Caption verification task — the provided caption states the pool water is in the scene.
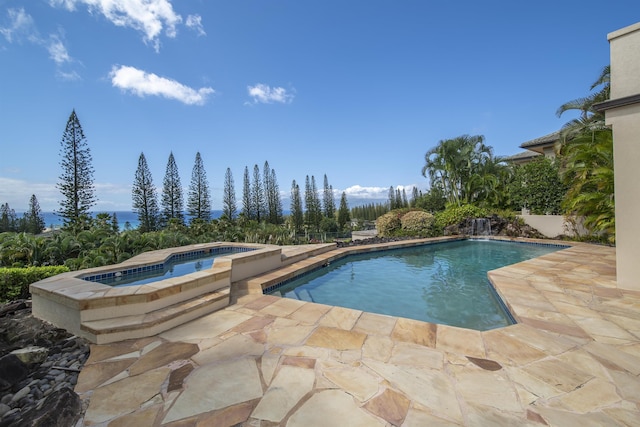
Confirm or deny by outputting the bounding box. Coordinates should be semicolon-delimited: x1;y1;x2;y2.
94;251;228;287
271;240;563;331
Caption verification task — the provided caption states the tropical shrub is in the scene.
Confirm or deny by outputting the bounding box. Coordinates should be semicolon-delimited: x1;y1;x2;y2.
376;209;438;237
376;211;402;237
434;204;489;229
400;211;435;235
422;135;509;208
507;157;567;214
0;265;69;302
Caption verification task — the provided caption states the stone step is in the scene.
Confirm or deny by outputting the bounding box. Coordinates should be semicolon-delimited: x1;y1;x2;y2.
80;287;230;344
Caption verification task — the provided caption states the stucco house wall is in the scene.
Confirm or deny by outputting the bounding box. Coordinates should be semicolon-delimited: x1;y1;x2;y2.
600;22;640;291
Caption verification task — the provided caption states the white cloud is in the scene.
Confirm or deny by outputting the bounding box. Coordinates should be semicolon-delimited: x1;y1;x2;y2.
186;14;205;37
0;9;80;80
343;185;389;200
50;0;183;51
110;65;214;105
247;83;295;105
47;31;82;80
0;177;134;211
57;69;82;81
0;8;38;43
341;184;421;204
47;34;71;64
0;177;58;211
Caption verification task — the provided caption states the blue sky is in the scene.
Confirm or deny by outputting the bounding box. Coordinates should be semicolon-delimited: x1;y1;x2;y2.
1;1;638;212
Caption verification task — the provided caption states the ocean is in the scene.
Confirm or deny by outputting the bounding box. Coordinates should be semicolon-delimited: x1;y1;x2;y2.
41;211;224;231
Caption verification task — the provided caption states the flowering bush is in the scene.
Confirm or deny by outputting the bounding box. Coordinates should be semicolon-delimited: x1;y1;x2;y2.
376;212;402;237
400;211;435;235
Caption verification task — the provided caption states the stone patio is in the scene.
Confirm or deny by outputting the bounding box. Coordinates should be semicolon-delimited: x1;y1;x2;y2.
74;239;640;426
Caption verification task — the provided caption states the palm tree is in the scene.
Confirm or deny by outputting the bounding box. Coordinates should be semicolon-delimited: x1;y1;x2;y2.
44;233;81;265
0;233;46;266
560;129;614;241
556;65;610;139
557;66;614;241
422;135;507;207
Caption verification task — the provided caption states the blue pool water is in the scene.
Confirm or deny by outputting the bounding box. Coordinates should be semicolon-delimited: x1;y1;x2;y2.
270;240;563;331
87;249;238;287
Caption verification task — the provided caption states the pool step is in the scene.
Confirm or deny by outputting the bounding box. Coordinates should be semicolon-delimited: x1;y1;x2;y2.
80;287;231;344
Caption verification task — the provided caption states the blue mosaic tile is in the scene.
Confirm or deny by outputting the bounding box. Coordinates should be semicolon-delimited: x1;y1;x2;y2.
82;246;255;283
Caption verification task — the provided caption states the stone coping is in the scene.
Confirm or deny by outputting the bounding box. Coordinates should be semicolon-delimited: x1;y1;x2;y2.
233;235;569;296
29;242;275;311
74;237;640;426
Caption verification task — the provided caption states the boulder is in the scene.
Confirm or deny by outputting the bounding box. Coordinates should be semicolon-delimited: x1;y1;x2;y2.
0;302;27;318
0;354;29;392
6;387;81;427
10;347;49;365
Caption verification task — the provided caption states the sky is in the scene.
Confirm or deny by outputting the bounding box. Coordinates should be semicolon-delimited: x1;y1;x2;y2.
1;1;639;213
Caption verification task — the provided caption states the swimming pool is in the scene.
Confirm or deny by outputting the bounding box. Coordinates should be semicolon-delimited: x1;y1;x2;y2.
269;240;563;331
83;247;246;287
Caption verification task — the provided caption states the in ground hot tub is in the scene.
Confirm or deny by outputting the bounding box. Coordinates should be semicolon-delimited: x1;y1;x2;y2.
30;242;285;344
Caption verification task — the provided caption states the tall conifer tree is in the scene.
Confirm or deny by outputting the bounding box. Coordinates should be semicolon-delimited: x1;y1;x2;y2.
411;186;419;207
187;152;211;221
388;186;396;209
132;152;159;232
304;175;322;232
57;110;95;232
242;166;252;219
223;167;237;220
396;188;403;208
290;180;304;233
263;161;283;224
337;191;350;231
263;161;273;222
0;203;16;232
322;174;335;218
24;194;45;234
251;164;265;222
161;152;184;225
270;168;283;224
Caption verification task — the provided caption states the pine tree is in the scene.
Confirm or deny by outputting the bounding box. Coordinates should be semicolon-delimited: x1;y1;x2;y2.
57;110;96;232
322;174;336;219
304;175;322;232
242;166;252;219
112;212;120;233
161;152;184;225
337;191;350;230
411;186;419;207
270;168;283;224
290;180;304;233
251;164;265;222
24;194;45;234
388;186;396;209
132;152;160;232
0;203;16;232
187;152;211;221
263;161;273;223
263;161;283;225
223;167;237;220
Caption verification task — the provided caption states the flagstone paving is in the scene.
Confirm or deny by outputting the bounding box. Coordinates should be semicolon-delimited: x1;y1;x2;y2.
75;240;640;426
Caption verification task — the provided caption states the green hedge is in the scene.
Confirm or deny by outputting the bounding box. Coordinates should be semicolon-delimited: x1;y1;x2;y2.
0;266;70;303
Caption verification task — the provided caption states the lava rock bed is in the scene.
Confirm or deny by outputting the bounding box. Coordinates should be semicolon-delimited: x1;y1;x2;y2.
0;300;90;427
